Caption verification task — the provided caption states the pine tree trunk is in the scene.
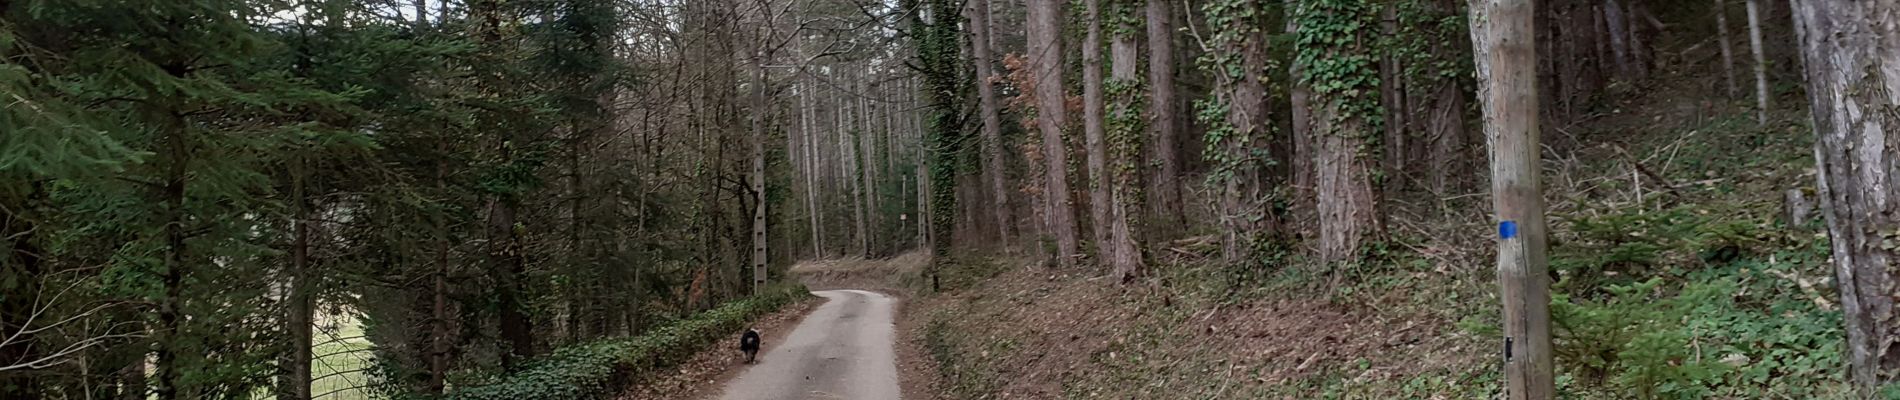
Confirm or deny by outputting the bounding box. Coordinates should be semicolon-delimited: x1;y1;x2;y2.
278;154;313;400
473;0;536;367
428;146;451;394
1083;0;1113;265
969;0;1012;246
1789;0;1900;390
154;106;188;400
1745;0;1770;125
1145;0;1184;235
1028;0;1081;267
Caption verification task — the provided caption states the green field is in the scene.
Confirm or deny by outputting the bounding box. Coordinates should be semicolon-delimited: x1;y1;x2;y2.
311;313;374;400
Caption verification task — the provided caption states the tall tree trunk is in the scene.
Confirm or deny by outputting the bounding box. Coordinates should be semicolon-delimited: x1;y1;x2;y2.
1380;1;1409;192
1108;1;1144;281
1303;0;1383;266
428;144;451;394
1083;0;1113;265
1028;0;1080;267
1471;0;1556;397
1145;0;1184;235
846;91;869;256
472;0;535;367
1745;0;1770;125
749;41;769;295
1211;0;1278;265
970;0;1012;246
1788;0;1900;391
858;74;879;256
1286;12;1316;220
1715;0;1740;97
800;80;825;258
154;106;188;400
278;154;313;400
1427;75;1469;195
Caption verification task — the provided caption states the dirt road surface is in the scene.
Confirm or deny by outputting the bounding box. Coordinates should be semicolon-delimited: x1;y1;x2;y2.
714;290;900;400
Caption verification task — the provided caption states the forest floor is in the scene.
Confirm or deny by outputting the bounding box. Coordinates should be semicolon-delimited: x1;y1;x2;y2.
896;251;1485;399
892;75;1854;398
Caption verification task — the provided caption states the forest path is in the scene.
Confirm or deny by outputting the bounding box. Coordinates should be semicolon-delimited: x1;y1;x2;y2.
712;289;901;400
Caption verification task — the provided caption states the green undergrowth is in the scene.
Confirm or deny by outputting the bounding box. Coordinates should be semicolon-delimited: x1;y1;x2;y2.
1290;109;1853;397
438;283;810;400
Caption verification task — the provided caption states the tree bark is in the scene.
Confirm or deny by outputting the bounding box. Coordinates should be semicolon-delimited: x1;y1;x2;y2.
1028;0;1081;267
1716;0;1740;97
1601;0;1633;79
1286;12;1316;219
1427;74;1469;195
1213;1;1277;265
1306;1;1382;265
472;0;536;367
1083;0;1113;265
749;39;769;295
800;80;825;258
1145;0;1184;235
1108;1;1143;281
278;154;313;400
1745;0;1770;125
428;143;451;394
970;0;1013;246
1381;1;1409;192
1470;0;1555;397
1788;0;1900;391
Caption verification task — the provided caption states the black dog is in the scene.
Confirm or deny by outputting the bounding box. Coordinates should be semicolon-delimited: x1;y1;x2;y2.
739;328;761;363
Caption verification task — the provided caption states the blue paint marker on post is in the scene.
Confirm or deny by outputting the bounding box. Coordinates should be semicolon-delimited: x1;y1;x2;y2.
1499;220;1518;240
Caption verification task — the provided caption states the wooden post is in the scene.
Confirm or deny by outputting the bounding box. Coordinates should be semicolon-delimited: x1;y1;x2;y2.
1468;0;1554;398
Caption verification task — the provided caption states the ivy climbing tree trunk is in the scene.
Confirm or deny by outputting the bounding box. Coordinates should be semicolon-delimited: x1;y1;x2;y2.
1107;0;1144;280
911;0;965;289
1203;0;1278;266
1788;0;1900;391
1299;0;1383;266
1470;0;1555;397
1028;0;1081;267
